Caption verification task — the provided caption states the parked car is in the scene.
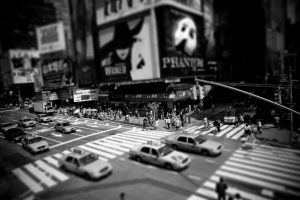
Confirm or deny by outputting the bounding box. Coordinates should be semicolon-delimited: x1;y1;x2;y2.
35;114;52;123
162;132;223;156
4;128;26;143
21;135;49;154
129;140;191;171
18;118;37;127
0;122;18;133
54;122;76;133
58;148;113;180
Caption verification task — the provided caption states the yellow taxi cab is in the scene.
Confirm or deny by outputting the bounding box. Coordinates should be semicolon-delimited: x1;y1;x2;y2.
58;148;113;180
129;140;191;171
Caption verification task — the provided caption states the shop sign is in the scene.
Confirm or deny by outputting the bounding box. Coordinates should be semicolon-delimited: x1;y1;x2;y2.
36;22;66;54
73;89;99;102
125;93;186;101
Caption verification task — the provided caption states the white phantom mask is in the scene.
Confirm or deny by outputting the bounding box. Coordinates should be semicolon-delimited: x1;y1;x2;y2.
174;17;197;56
116;48;130;60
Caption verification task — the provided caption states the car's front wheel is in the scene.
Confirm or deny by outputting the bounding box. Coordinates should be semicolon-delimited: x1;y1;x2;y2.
164;163;173;170
84;172;92;180
135;156;142;162
201;149;209;156
171;144;178;149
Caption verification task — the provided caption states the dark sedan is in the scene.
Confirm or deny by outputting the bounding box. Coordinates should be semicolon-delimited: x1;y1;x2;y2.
4;128;27;143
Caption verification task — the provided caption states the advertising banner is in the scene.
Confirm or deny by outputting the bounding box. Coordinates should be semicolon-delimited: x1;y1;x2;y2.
98;15;156;82
9;50;41;85
156;7;205;78
41;58;74;89
73;89;99;102
36;22;66;54
96;0;150;25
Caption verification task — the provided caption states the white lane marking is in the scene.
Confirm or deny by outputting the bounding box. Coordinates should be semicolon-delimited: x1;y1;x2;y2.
196;187;216;199
215;125;233;137
114;134;147;143
35;160;68;181
244;143;300;154
188;175;202;181
12;168;44;193
233;153;300;170
62;150;72;154
250;148;300;161
43;157;60;168
205;159;215;163
231;129;245;140
24;163;57;187
71;132;85;137
186;195;208;200
221;164;300;188
94;140;129;152
215;170;300;196
261;189;274;198
225;125;244;138
38;135;62;144
78;145;114;159
225;160;300;181
117;133;155;142
112;135;145;144
100;138;135;148
86;142;124;155
229;156;300;176
50;127;121;149
121;131;163;140
236;150;300;165
51;133;63;137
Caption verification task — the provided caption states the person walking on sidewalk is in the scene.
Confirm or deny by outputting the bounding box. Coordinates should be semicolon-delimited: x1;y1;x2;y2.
215;177;228;200
203;116;209;129
211;103;215;112
257;120;262;134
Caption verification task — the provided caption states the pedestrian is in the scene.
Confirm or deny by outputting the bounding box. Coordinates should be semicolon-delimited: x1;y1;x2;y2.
274;116;280;128
215;177;228;200
211;103;215;112
203;116;209;129
244;123;251;136
120;192;125;200
257;120;262;134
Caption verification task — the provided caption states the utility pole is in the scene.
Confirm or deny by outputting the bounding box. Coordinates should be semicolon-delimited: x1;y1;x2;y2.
289;68;293;142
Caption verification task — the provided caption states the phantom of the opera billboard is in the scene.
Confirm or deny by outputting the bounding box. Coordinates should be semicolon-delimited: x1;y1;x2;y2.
97;15;157;82
156;6;205;78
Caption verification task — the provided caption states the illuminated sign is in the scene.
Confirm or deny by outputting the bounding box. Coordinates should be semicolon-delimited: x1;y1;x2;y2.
36;22;66;54
156;7;205;78
73;89;99;102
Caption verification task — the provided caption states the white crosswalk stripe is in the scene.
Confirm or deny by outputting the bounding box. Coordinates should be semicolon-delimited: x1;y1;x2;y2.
186;146;300;200
184;124;246;140
12;129;173;194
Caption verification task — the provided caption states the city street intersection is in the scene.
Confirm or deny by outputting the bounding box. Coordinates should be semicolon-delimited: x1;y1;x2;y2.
0;110;300;200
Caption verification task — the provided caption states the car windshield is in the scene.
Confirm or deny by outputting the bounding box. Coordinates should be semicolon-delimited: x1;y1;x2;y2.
62;122;70;126
195;135;207;144
29;137;43;144
158;145;173;156
79;154;98;165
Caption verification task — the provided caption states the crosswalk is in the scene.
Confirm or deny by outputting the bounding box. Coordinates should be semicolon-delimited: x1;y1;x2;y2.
12;129;173;194
187;143;300;200
184;123;245;140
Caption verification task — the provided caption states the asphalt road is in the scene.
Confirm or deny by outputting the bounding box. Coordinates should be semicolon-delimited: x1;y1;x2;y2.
1;110;300;200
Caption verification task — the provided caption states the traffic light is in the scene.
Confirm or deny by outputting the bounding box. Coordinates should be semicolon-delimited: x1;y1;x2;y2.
274;90;282;104
199;85;205;100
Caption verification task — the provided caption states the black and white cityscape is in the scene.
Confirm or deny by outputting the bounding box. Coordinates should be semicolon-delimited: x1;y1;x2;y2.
0;0;299;200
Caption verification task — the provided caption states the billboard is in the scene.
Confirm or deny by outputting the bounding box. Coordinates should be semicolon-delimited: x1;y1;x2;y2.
156;7;205;78
41;58;74;89
73;89;99;102
8;50;42;87
98;15;157;82
96;0;150;25
36;22;66;54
